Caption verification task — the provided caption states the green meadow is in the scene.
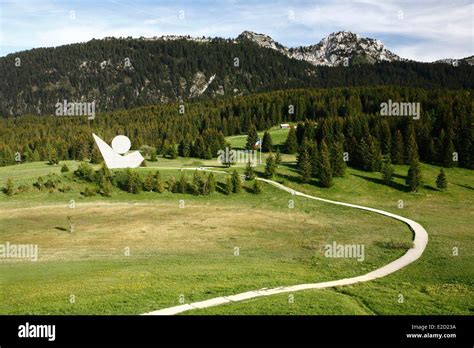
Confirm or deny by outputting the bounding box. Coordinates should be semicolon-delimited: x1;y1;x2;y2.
0;128;472;315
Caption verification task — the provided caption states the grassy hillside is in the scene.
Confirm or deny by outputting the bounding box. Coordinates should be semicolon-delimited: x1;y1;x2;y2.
0;127;472;315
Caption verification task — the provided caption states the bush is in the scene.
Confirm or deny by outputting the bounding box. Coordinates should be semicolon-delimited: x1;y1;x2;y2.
4;178;14;196
74;162;95;182
82;187;97;197
61;163;70;173
253;179;262;194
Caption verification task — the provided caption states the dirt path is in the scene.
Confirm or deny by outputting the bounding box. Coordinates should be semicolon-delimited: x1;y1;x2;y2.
143;171;429;315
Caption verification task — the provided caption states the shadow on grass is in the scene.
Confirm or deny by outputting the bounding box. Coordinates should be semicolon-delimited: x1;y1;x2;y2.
215;182;228;195
455;183;474;190
351;173;409;192
54;227;68;232
423;184;438;191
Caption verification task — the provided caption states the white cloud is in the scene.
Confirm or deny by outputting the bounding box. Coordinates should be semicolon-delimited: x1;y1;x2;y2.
0;0;472;60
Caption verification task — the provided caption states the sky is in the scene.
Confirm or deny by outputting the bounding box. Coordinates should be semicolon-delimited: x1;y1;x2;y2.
0;0;473;61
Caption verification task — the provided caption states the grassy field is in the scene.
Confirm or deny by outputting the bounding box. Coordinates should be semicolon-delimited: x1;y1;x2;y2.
0;127;472;315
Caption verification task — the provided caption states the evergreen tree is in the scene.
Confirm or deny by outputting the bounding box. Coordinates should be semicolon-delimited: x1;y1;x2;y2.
177;173;188;193
436;168;448;190
406;129;419;164
32;149;41;162
391;130;404;165
143;172;156;192
178;139;191;157
205;172;216;194
244;161;255;180
90;146;102;164
406;159;422;192
231;170;242;193
274;149;282;166
150;150;158;162
4;178;14;196
166;142;178;159
262;131;273;152
61;163;70;173
331;141;346;177
264;153;276;178
98;175;113;197
380;120;392;155
153;171;165;193
48;146;59;165
192;170;205;195
318;140;333;188
310;141;319;178
284;125;298;154
253;179;262;194
245;124;259;150
124;169;142;194
192;136;206;158
298;147;312;183
381;157;394;185
441;129;456;167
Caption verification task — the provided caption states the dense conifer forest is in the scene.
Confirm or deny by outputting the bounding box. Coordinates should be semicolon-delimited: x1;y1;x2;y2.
1;37;473;116
0;86;472;171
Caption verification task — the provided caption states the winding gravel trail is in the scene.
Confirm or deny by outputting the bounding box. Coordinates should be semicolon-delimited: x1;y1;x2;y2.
143;170;428;315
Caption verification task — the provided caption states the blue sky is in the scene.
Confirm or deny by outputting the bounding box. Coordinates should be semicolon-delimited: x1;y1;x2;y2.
0;0;472;61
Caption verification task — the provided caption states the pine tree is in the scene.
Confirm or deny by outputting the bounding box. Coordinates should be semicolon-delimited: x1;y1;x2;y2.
406;129;419;164
244;161;255;180
48;146;59;165
192;170;205;195
231;170;241;193
150;150;158;162
264;153;276;178
205;173;216;194
98;175;113;197
177;173;188;193
143;172;156;192
331;141;346;177
192;136;206;158
32;149;41;162
298;147;312;183
442;130;456;167
245;124;259;150
166;142;178;159
319;140;333;188
381;157;394;185
153;171;165;193
262;131;273;152
125;169;142;194
310;141;319;178
391;130;404;165
406;159;422;192
253;179;262;194
4;178;14;196
380;120;392;155
61;163;70;173
436;168;447;190
285;125;298;154
90;146;102;164
274;149;282;166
